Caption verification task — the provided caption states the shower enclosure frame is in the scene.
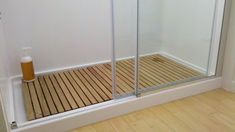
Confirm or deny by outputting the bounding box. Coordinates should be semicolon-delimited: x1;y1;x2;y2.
111;0;226;98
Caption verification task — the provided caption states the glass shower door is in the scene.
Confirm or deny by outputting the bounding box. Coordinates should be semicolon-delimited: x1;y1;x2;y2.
112;0;138;97
137;0;218;93
112;0;222;97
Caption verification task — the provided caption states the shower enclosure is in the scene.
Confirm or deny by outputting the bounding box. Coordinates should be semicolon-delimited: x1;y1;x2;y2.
18;0;222;122
0;0;225;129
112;0;220;98
19;0;222;121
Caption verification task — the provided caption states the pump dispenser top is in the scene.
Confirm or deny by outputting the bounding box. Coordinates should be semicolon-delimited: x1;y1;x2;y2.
21;47;33;63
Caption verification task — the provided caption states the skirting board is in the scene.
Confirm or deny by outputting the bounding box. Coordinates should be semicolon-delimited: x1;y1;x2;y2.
12;77;222;132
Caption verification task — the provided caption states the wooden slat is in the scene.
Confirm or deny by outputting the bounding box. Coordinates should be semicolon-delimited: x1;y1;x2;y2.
124;60;162;85
54;73;78;109
22;82;35;120
98;65;133;93
95;65;129;94
91;66;124;94
113;63;140;87
48;74;71;111
119;60;156;87
150;55;201;82
117;61;152;88
69;70;98;104
149;55;196;77
120;60;156;87
157;55;200;76
79;69;110;101
141;59;181;82
152;57;195;78
43;76;64;113
58;72;85;108
140;70;162;87
28;82;43;119
125;60;165;85
104;64;134;90
88;67;113;94
74;70;104;103
139;60;175;83
33;79;50;116
83;68;113;99
23;54;202;120
143;57;186;80
64;72;91;106
38;76;58;115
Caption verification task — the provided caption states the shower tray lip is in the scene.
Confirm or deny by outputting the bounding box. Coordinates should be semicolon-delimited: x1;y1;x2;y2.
16;87;135;128
9;52;208;130
6;51;218;131
12;75;207;127
11;76;221;132
11;76;136;127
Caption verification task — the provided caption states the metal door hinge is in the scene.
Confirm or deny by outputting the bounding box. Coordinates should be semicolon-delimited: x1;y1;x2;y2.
11;121;18;129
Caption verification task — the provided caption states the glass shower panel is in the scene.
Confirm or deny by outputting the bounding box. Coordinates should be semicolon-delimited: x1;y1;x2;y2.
138;0;217;92
112;0;137;97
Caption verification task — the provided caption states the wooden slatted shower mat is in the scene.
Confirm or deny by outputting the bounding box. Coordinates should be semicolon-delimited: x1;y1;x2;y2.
22;54;202;121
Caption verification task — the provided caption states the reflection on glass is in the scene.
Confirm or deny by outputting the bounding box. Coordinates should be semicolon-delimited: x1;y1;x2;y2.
138;0;216;92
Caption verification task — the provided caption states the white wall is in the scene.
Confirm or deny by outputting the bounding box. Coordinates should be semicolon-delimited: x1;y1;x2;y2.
0;2;10;129
138;0;163;54
114;0;217;68
0;0;10;98
0;1;9;79
1;0;220;76
0;26;8;79
161;0;216;71
2;0;113;76
2;0;162;76
113;0;137;58
223;0;235;92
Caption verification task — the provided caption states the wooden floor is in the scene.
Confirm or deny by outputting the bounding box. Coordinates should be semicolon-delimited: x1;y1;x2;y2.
72;89;235;132
22;54;201;121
